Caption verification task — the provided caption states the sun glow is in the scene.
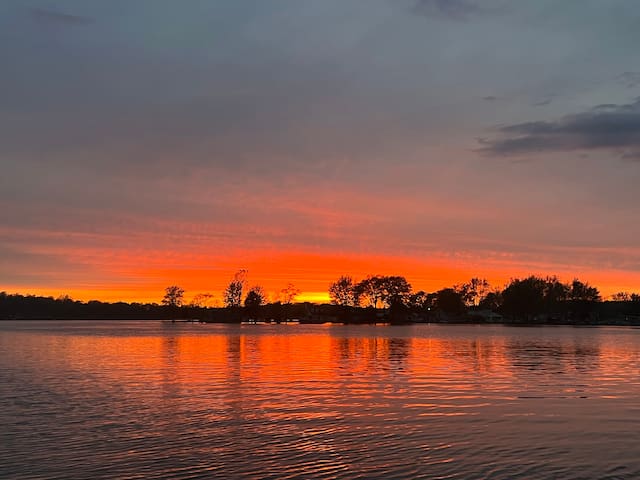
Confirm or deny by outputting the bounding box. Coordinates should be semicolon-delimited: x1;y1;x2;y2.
5;247;640;304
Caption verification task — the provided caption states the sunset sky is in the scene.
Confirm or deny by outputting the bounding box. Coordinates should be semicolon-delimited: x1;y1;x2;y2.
2;0;640;304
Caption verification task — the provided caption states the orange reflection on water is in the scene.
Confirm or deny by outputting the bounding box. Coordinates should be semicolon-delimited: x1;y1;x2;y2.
7;322;640;480
14;324;640;411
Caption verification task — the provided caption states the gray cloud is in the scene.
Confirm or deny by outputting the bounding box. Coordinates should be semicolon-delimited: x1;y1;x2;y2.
29;7;93;26
618;71;640;89
1;0;640;294
532;96;554;107
479;98;640;159
412;0;494;20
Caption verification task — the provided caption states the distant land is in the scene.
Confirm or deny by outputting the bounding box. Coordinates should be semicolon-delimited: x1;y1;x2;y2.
2;273;640;325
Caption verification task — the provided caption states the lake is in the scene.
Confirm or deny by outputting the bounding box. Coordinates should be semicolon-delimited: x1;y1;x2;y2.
1;321;640;479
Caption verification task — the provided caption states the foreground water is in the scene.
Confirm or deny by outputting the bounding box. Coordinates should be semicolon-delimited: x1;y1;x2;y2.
1;321;640;479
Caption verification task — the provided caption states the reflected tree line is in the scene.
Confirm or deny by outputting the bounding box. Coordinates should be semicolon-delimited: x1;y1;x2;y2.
1;271;639;324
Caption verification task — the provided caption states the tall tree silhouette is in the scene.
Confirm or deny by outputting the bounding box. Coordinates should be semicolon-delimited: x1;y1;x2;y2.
224;270;247;307
354;275;412;308
456;278;490;306
162;285;185;307
501;276;546;320
354;276;385;308
381;276;412;308
435;288;465;315
280;283;301;304
329;276;358;306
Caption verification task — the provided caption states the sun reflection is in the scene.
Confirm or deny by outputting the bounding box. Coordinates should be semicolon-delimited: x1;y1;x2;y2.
6;323;640;479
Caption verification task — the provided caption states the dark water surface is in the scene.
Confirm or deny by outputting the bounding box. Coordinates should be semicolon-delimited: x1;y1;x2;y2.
1;321;640;479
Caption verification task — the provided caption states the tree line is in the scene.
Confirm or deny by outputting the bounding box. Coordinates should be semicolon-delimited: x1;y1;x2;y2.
161;270;301;310
327;274;640;323
2;272;639;324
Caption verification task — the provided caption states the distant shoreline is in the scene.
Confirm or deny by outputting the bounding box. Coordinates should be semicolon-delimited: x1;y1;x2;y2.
2;317;640;327
2;290;639;327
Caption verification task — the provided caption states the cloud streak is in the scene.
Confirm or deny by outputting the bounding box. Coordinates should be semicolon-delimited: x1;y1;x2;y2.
479;98;640;159
29;8;93;26
412;0;494;20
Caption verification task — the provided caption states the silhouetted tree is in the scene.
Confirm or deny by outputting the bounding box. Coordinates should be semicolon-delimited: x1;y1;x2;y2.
354;276;384;308
612;292;632;301
354;275;412;309
381;276;412;308
162;285;185;307
569;279;601;302
245;286;266;308
224;282;243;307
563;278;601;322
456;278;490;306
478;290;503;311
408;290;429;310
435;288;465;315
542;276;570;309
189;292;214;308
329;276;358;306
424;292;438;310
224;270;247;307
501;276;547;320
501;276;602;321
280;283;301;304
244;285;266;321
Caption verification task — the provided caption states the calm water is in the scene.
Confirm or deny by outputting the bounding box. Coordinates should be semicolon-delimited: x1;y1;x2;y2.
1;322;640;479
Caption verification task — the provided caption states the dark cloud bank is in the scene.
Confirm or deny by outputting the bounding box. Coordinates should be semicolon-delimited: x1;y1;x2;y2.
479;98;640;160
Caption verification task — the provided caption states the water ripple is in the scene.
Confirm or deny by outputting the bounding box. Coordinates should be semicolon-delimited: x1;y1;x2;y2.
2;321;640;479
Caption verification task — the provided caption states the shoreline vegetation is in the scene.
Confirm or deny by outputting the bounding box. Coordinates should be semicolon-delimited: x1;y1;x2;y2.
2;273;640;326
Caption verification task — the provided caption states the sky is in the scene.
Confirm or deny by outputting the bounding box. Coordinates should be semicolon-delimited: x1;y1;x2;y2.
2;0;640;304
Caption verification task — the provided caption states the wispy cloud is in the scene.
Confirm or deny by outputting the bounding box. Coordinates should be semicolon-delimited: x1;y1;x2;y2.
479;98;640;160
532;95;554;107
29;8;94;26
